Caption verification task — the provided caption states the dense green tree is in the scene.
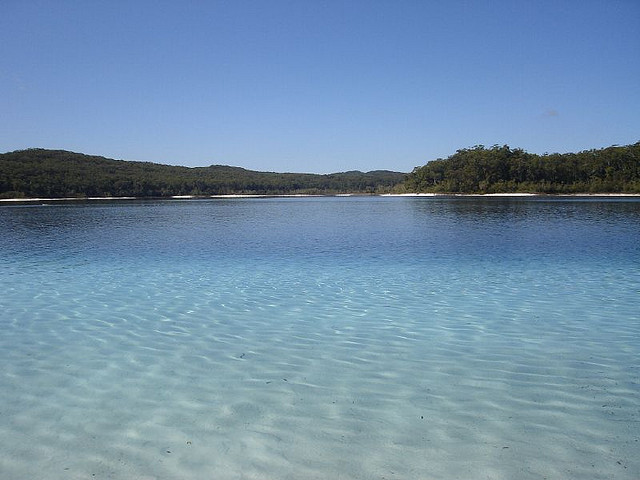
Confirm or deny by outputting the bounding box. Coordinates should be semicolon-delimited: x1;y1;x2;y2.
406;143;640;194
0;149;406;198
2;143;639;198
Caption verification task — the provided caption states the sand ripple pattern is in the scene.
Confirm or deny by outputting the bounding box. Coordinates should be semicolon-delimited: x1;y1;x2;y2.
1;198;639;479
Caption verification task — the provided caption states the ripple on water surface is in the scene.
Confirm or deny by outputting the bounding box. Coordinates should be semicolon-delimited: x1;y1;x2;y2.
0;197;639;479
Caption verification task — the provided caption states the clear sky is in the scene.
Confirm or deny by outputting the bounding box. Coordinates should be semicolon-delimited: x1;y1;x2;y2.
1;0;639;173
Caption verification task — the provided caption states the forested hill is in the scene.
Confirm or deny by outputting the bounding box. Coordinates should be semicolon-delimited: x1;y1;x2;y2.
0;149;406;198
406;142;640;194
3;143;640;198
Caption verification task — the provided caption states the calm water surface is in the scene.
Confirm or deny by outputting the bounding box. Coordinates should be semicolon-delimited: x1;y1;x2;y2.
1;196;639;479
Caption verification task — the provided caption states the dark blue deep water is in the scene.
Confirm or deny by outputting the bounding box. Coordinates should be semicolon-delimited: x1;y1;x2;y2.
1;196;639;479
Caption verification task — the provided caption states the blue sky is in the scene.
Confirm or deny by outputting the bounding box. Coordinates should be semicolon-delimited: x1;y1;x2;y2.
2;0;639;173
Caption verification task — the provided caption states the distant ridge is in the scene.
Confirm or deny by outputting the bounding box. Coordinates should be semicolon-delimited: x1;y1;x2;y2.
0;149;406;198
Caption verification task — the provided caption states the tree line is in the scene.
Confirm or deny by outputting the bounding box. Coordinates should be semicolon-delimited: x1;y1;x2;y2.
0;149;405;198
405;142;640;194
1;143;639;198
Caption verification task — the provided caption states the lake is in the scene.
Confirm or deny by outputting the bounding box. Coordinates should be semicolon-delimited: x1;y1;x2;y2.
1;196;638;479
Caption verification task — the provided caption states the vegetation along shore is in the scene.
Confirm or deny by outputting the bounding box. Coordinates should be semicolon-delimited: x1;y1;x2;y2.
1;142;638;199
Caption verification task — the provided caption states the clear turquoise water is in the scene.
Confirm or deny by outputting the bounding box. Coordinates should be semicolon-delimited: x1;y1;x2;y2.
1;196;639;479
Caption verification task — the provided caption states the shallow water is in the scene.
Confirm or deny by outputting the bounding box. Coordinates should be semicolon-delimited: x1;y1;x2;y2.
1;197;638;479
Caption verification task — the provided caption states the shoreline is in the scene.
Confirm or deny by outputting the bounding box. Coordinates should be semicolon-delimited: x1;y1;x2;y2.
2;192;640;203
